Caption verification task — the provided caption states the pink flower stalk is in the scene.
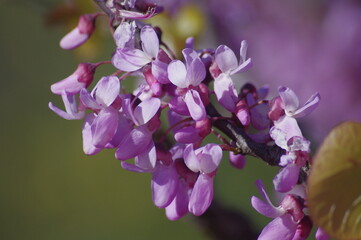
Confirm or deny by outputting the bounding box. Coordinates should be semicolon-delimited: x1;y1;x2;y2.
60;14;99;50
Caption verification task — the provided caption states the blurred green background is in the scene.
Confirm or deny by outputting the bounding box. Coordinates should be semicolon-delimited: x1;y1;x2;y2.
0;1;279;239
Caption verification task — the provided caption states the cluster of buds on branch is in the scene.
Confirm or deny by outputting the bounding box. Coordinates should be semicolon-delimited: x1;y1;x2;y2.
49;1;328;239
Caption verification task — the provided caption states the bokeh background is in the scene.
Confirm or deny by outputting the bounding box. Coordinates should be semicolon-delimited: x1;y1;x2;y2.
1;0;360;239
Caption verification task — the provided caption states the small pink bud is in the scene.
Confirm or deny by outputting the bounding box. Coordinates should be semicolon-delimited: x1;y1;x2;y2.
51;62;96;95
60;14;98;50
229;152;246;169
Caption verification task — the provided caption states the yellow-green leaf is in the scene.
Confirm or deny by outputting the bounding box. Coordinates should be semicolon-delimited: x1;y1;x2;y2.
308;121;361;240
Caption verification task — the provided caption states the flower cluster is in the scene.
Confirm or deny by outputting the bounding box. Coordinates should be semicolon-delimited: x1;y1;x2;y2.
49;0;327;239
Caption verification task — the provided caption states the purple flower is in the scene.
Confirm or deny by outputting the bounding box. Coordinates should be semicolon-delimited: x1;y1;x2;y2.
183;143;222;215
79;76;124;154
271;135;310;193
167;109;211;144
278;86;320;119
270;87;320;145
115;96;161;171
213;41;252;112
168;49;207;121
60;14;98;50
251;180;311;240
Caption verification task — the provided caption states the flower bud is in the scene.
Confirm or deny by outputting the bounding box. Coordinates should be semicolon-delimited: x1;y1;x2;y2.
60;14;98;50
51;62;96;95
229;152;246;169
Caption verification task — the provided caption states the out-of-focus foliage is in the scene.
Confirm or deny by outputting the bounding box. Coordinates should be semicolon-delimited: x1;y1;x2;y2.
308;122;361;239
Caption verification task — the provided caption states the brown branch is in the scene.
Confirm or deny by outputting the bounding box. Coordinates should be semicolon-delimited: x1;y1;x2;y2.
206;104;285;166
93;0;115;18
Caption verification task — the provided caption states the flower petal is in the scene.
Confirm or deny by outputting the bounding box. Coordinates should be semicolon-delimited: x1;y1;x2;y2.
60;27;89;50
48;94;84;120
183;144;200;173
112;48;150;72
188;174;214;216
182;48;199;68
92;76;120;108
278;86;299;115
106;114;133;148
184;89;206;121
240;40;248;63
168;60;187;88
140;26;159;59
151;164;179;208
91;107;119;148
169;96;190;116
135;141;157;170
51;74;85;95
120;161;152;173
273;164;300;193
133;97;161;125
114;21;135;48
258;214;297;240
152;58;170;84
274;115;303;142
292;92;320;118
115;125;152;160
174;126;202;144
230;57;252;75
255;179;278;209
186;57;206;87
82;113;101;155
251;196;283;218
198;144;222;174
214;73;238;112
79;88;101;110
215;45;238;73
165;181;190;221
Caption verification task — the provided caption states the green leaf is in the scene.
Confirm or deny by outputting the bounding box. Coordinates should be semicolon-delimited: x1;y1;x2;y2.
308;121;361;240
